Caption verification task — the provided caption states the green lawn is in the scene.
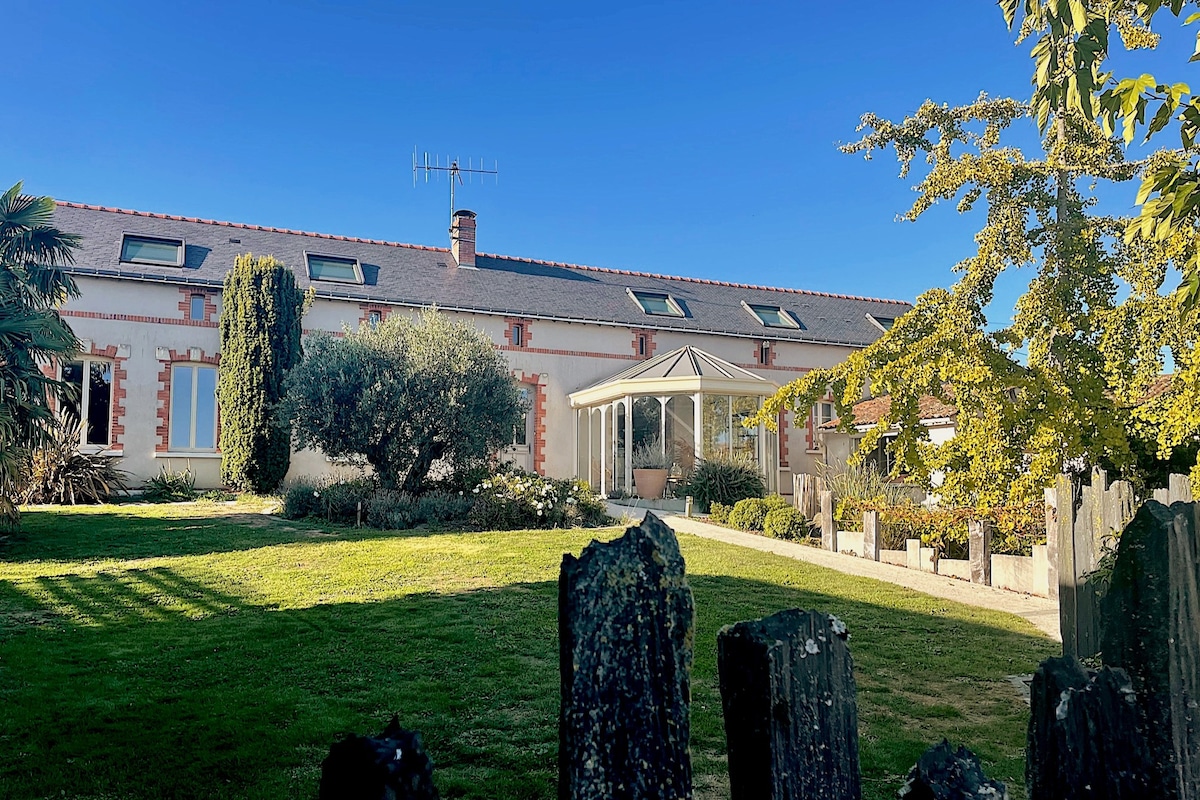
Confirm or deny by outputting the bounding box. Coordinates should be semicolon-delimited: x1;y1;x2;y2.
0;502;1056;799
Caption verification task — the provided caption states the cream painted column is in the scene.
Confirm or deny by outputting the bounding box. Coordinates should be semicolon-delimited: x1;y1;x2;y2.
624;394;634;493
658;396;668;457
598;404;609;496
693;393;703;462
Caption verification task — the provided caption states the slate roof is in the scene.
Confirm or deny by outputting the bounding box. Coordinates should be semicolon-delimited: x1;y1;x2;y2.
52;201;911;347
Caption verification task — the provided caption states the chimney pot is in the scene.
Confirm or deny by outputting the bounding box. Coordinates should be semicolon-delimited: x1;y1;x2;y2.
450;209;477;268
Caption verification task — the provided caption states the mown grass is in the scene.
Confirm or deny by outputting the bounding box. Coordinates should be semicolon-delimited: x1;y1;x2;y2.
0;502;1057;799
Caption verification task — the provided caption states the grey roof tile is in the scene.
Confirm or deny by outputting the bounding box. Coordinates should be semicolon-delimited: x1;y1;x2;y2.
53;202;911;346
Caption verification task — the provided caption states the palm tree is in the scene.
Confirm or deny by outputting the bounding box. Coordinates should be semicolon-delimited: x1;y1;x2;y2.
0;182;82;530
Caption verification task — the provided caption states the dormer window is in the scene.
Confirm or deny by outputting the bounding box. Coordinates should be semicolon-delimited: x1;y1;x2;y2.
867;313;895;332
306;253;363;284
743;301;800;329
120;234;184;267
628;289;684;317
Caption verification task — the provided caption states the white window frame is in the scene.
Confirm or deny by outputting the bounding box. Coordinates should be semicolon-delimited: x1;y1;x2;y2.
60;357;115;450
120;233;185;267
169;363;219;452
512;322;525;347
305;252;364;284
866;313;895;333
510;387;533;450
742;301;800;329
627;288;685;317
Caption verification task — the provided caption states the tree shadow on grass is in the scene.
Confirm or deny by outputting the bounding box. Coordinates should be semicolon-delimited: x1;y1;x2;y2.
0;565;1056;800
1;508;546;563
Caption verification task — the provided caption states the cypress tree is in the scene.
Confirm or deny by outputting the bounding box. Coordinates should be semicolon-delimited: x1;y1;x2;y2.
218;254;304;493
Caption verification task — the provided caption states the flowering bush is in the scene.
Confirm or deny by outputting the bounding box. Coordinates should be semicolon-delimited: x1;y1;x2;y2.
835;497;1045;557
468;470;608;530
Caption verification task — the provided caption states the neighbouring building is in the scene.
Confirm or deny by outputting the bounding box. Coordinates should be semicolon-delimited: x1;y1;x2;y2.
48;201;910;496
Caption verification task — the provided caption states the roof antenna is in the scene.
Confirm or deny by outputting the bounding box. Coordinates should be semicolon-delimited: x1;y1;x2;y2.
413;148;499;226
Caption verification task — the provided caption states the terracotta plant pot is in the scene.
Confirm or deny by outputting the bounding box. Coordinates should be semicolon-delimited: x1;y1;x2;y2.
633;468;669;500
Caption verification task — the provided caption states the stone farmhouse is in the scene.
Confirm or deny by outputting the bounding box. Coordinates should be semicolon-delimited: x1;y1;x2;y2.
48;201;910;497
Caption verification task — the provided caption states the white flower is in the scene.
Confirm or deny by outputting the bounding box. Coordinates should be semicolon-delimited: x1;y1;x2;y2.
313;491;320;498
536;509;543;516
472;487;480;494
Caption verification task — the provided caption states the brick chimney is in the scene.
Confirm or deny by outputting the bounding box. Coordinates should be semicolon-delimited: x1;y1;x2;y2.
450;209;477;268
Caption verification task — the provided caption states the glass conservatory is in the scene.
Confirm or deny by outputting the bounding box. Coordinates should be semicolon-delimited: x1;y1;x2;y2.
568;345;779;497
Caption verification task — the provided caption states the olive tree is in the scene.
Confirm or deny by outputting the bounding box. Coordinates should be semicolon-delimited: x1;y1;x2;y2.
282;308;524;493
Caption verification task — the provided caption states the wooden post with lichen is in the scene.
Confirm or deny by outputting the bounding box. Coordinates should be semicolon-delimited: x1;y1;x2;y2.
968;519;991;585
1027;655;1155;799
717;608;860;800
862;509;880;561
820;490;836;552
1099;500;1200;799
558;513;694;800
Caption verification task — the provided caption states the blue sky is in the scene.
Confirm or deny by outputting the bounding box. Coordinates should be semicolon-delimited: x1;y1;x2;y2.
4;1;1194;317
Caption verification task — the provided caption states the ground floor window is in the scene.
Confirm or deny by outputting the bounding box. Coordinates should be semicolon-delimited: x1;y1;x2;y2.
61;358;112;446
170;364;218;451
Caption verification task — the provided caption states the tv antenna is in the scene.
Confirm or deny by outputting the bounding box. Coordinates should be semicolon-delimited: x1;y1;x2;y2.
413;149;499;224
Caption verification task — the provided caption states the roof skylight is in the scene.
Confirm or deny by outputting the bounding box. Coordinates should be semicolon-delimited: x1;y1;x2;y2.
120;234;184;267
628;288;684;317
743;301;800;329
306;253;363;284
866;313;895;332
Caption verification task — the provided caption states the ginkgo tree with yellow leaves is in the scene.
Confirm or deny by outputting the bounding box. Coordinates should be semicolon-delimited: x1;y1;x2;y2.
751;2;1200;507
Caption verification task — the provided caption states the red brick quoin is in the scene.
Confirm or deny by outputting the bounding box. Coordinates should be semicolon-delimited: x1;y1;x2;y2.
631;328;657;359
358;304;391;327
505;318;534;348
155;348;220;453
177;287;219;325
517;372;548;476
38;345;128;450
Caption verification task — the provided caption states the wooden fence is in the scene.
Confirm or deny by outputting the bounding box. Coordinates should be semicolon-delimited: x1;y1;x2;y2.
552;509;1199;799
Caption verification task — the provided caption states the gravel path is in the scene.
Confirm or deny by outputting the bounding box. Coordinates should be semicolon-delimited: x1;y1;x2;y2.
611;505;1060;641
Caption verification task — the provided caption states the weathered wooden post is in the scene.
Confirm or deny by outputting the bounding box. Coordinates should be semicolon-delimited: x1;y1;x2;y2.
968;519;991;585
558;513;695;800
1099;500;1200;800
1044;487;1058;600
900;741;1007;799
1027;655;1155;799
717;609;859;800
862;509;881;562
820;489;837;552
1055;474;1079;658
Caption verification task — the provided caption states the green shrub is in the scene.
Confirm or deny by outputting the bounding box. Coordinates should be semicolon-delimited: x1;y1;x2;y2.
708;501;731;524
218;254;305;493
280;474;377;524
728;498;769;531
19;412;130;505
677;455;765;512
366;489;473;530
280;477;322;520
468;471;608;530
142;465;197;503
763;506;808;540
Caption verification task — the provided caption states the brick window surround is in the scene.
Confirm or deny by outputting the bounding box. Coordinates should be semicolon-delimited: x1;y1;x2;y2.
631;328;657;359
40;344;128;452
359;304;391;327
517;372;548;475
178;288;218;324
505;318;534;348
755;340;777;367
156;348;221;453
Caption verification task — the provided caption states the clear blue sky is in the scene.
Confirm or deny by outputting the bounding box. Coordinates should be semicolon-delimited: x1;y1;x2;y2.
4;1;1192;314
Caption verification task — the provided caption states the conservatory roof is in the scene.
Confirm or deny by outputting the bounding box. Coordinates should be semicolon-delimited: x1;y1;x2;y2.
569;345;777;407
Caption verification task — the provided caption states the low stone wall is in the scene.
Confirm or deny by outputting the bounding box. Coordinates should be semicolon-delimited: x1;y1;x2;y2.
833;525;1050;598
